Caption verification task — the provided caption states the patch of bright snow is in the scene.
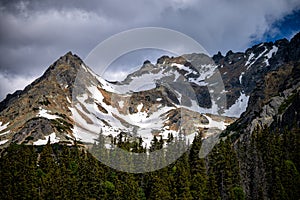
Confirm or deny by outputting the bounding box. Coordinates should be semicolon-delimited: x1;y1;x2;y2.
264;46;278;66
239;72;245;84
118;100;124;108
223;93;249;118
0;122;9;132
172;63;193;74
0;139;9;145
0;130;10;136
137;103;143;112
246;53;255;69
199;115;228;130
38;109;60;120
33;133;59;145
188;64;217;86
111;69;165;93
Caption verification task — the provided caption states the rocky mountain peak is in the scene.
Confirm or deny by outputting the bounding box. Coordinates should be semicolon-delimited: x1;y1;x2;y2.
212;51;224;63
0;52;82;112
41;51;82;82
0;52;90;146
53;51;83;68
156;55;188;65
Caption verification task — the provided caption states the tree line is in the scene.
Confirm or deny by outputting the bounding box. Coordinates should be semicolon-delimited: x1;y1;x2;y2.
0;126;299;199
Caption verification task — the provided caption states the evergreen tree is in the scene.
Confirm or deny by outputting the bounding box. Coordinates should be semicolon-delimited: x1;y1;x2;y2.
189;133;208;199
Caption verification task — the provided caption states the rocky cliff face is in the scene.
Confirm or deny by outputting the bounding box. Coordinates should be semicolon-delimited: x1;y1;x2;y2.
223;32;300;137
218;32;300;199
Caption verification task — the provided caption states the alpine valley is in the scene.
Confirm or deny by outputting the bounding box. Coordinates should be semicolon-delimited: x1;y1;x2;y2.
0;32;299;200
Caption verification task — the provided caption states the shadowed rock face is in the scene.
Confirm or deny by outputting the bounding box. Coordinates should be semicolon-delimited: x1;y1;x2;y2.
222;32;300;136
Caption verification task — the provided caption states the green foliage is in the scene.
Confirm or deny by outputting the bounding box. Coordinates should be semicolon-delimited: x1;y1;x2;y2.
103;180;115;191
248;126;300;199
231;187;245;200
1;126;299;199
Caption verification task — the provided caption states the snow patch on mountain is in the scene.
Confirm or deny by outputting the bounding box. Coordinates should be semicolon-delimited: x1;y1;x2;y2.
246;47;269;69
111;70;166;93
0;122;9;132
239;72;245;84
38;109;60;120
118;100;124;108
200;114;228;130
172;64;193;74
188;64;217;85
223;93;249;118
256;48;268;62
246;53;255;69
71;83;181;147
80;64;116;93
0;139;9;145
33;132;59;145
264;45;278;66
71;125;99;144
0;130;10;136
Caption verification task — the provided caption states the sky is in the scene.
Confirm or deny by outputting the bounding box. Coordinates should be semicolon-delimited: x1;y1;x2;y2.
0;0;300;101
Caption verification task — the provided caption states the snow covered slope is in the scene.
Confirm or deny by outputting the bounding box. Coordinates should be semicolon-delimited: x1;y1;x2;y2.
71;59;232;147
0;36;286;148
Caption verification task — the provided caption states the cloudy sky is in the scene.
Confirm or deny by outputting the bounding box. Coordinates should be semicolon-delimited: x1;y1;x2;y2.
0;0;300;100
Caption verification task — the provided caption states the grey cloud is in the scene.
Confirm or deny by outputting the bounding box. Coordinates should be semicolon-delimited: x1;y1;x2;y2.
0;8;121;76
0;0;300;100
0;73;35;99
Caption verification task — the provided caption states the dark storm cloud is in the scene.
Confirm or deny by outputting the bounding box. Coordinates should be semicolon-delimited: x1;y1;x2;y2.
0;0;300;100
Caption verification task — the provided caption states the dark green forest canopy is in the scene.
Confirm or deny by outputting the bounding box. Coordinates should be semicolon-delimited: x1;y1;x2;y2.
0;127;299;200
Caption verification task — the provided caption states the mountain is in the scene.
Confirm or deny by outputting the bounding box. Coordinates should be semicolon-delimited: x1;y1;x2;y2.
1;33;300;149
0;52;235;148
0;52;79;146
0;32;299;199
221;32;300;199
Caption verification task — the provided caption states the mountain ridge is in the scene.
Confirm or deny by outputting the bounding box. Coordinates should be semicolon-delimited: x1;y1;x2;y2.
0;32;299;149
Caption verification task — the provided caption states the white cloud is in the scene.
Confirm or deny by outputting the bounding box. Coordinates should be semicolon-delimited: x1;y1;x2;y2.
0;73;36;101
